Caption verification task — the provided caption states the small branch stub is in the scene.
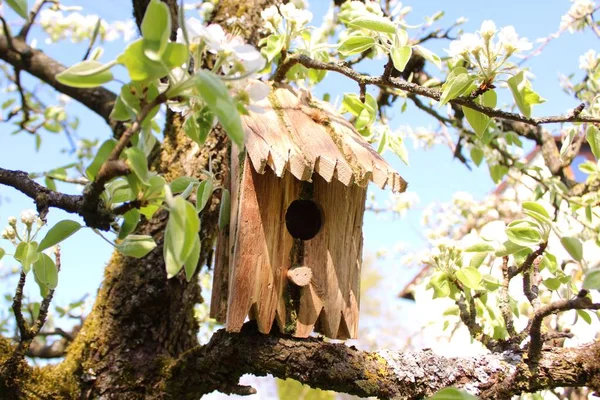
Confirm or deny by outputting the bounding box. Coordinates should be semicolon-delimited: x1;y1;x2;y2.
287;266;312;286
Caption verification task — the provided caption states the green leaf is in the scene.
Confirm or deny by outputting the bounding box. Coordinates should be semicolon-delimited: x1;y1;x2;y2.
586;125;600;160
218;189;231;230
338;35;376;56
428;387;478;400
482;274;501;291
116;235;157;258
6;0;28;19
86;139;117;180
118;209;141;240
522;201;551;224
33;253;58;291
455;266;483;290
194;70;244;148
183;234;200;282
470;147;484;166
507;71;545;118
56;60;115;88
427;272;450;299
262;34;286;62
14;242;39;274
414;45;442;69
125;147;150;186
463;90;496;137
0;247;4;260
506;220;542;248
110;95;134;121
560;236;583;262
439;68;473;106
577;309;592;324
495;240;526;257
196;179;214;212
349;15;396;34
390;45;412;72
170;177;199;194
118;40;187;82
38;220;81;252
469;252;487;269
464;243;495;252
141;0;171;60
388;135;409;166
164;197;200;278
583;268;600;290
560;128;576;161
543;277;561;291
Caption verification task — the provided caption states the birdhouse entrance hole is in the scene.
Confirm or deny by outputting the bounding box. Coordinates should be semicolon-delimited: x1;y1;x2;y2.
285;199;323;240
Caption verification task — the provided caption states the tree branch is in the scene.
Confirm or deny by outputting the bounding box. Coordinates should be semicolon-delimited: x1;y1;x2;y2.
274;54;600;126
160;322;600;399
0;167;114;229
0;35;120;132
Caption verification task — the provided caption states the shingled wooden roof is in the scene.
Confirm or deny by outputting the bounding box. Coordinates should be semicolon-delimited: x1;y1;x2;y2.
241;84;407;193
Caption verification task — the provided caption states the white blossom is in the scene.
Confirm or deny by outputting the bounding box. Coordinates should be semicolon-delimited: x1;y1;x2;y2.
479;20;497;40
447;33;483;59
497;26;532;54
579;49;599;70
177;20;264;75
279;3;313;27
7;216;16;226
20;209;37;225
560;0;595;33
261;5;282;33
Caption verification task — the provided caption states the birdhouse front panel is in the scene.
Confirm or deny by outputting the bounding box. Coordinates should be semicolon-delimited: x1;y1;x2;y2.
209;84;406;340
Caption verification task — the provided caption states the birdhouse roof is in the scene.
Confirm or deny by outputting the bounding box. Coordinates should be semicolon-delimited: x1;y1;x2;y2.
241;84;407;193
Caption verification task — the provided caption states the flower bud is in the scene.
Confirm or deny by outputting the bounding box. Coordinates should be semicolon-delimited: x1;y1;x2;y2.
20;209;37;225
7;216;17;226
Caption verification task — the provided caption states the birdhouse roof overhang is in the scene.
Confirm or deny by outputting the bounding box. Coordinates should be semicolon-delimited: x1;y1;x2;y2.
241;84;407;193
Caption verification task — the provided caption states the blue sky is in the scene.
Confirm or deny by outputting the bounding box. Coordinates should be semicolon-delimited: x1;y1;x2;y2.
0;0;597;323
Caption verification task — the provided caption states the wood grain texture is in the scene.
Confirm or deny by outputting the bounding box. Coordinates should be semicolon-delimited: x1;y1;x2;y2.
225;158;300;333
299;175;366;339
214;84;400;339
219;158;366;339
243;84;407;193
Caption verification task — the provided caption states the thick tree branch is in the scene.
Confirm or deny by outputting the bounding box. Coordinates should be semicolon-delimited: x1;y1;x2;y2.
160;322;600;399
0;35;119;131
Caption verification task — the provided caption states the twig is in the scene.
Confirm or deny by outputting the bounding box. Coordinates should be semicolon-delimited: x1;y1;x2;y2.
11;272;29;341
0;16;14;50
18;0;50;40
499;256;517;338
509;242;548;278
81;93;166;220
111;200;143;215
14;68;32;132
29;247;61;337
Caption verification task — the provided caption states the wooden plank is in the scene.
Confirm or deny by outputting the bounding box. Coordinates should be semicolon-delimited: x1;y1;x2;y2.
299;175;366;339
225;161;300;334
209;145;236;323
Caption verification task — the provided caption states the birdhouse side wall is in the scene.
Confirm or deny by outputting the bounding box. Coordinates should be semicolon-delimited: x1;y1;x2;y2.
296;175;366;339
224;157;301;334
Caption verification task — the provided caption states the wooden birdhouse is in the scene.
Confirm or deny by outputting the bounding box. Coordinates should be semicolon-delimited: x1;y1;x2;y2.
210;84;406;340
